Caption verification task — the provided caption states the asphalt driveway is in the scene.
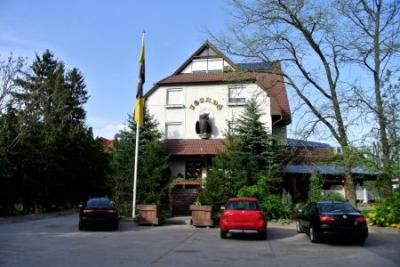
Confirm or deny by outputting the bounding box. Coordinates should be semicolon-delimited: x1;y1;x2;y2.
0;213;399;267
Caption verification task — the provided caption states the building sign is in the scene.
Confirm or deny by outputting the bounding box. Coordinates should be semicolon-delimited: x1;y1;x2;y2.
189;97;223;110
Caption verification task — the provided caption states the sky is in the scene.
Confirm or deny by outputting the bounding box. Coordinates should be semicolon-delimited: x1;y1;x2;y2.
0;0;231;139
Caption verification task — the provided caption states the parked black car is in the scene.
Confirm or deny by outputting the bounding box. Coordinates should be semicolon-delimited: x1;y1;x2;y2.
79;197;119;230
296;201;368;244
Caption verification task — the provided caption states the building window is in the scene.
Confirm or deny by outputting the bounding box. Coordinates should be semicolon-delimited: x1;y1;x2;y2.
166;88;184;106
166;122;183;139
186;160;203;178
228;86;246;104
192;58;223;73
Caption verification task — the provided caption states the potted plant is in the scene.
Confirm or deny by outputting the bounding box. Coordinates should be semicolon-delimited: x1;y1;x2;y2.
190;195;214;227
136;193;164;226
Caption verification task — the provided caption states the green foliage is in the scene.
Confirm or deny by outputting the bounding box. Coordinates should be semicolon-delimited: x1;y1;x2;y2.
108;110;170;216
308;173;324;202
0;51;108;215
199;136;248;207
258;192;293;220
320;192;344;201
364;189;400;228
200;99;288;218
307;173;344;202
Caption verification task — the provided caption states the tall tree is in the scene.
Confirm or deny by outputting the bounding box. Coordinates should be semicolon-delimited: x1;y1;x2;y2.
234;98;284;185
108;108;170;215
214;0;359;205
338;0;400;192
201;99;285;207
0;55;25;115
1;50;108;213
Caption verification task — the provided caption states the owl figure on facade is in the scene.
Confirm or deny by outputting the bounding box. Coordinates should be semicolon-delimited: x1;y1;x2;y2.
195;113;211;139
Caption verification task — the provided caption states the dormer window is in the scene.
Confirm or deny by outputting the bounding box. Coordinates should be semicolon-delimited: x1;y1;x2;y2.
192;58;223;73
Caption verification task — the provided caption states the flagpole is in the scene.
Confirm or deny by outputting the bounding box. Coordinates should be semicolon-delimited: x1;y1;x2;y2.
132;32;145;219
132;121;140;218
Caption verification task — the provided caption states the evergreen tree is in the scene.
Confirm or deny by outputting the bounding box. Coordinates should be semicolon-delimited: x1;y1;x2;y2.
108;108;170;215
200;98;286;210
0;50;108;214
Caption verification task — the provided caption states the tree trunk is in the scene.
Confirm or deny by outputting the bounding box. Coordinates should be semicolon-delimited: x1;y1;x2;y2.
373;5;392;193
342;147;356;206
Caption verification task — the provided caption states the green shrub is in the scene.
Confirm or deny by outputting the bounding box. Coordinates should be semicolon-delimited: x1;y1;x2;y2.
308;173;324;202
260;195;283;220
237;185;260;198
320;192;344;201
281;191;294;218
258;192;293;220
365;189;400;228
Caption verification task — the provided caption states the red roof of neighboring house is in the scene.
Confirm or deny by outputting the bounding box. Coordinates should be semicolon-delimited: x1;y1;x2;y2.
100;137;114;152
165;139;226;155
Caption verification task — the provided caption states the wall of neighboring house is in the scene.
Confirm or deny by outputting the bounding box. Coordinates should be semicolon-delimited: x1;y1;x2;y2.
323;186;376;203
145;83;272;140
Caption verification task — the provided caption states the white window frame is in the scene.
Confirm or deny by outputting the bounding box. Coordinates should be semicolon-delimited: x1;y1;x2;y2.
191;58;224;73
228;85;246;105
166;88;185;108
165;122;183;139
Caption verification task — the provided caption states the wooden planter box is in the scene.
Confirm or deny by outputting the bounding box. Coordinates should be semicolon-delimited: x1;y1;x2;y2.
136;204;163;225
190;205;213;227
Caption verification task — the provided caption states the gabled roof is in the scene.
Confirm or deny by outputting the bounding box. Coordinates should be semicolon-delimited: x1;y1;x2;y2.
144;41;292;125
172;40;237;75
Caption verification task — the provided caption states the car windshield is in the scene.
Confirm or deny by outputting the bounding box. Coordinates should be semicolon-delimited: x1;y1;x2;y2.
319;203;356;213
86;198;112;208
226;201;260;210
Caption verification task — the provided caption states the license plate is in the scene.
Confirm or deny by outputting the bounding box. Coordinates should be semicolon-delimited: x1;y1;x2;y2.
229;229;258;234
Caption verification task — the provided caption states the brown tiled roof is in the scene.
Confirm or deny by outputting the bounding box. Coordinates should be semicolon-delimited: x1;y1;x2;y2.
143;41;291;125
155;72;291;124
165;139;226;155
100;137;114;153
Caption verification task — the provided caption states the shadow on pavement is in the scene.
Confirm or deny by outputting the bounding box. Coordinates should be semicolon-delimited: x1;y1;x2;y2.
223;226;298;241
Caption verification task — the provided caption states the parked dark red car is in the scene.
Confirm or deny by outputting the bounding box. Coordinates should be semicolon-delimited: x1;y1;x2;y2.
220;197;267;239
79;197;119;230
296;201;368;243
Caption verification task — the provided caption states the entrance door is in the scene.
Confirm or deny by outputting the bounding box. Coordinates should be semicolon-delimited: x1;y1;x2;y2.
185;160;204;178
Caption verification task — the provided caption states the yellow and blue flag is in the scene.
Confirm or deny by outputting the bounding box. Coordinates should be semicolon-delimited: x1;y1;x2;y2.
134;35;145;128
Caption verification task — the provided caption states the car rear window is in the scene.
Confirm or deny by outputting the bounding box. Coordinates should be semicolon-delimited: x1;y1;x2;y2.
319;203;356;213
86;198;112;208
226;201;260;210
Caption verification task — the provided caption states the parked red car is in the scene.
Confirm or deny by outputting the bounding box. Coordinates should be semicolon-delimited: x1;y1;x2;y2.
219;197;267;239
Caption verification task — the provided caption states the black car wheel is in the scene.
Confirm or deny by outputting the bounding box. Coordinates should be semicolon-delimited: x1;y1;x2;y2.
78;222;85;231
220;230;227;239
296;221;304;233
355;237;366;245
309;225;320;243
258;231;267;240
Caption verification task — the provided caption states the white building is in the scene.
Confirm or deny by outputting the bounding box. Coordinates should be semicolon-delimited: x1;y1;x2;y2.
144;41;291;181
